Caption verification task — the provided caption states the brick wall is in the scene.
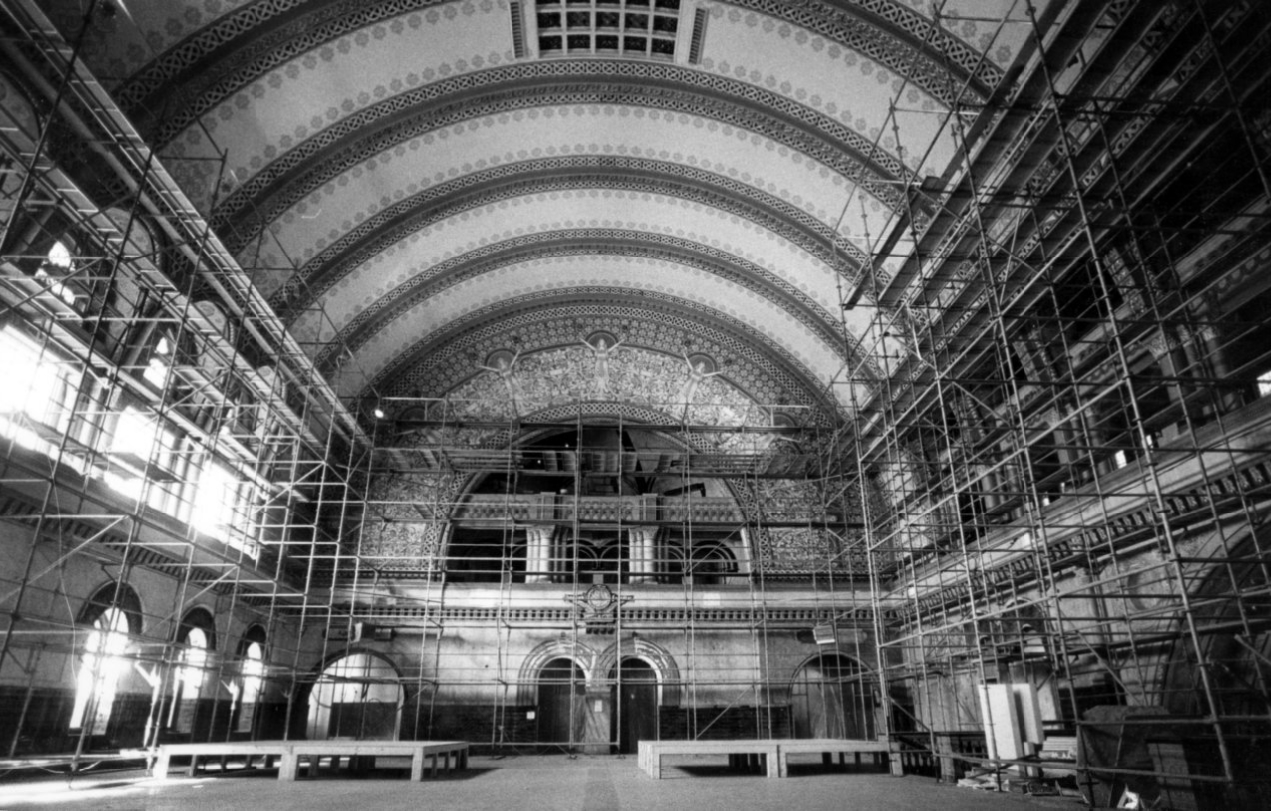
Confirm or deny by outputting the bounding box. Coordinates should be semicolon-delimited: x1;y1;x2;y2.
0;686;298;755
0;686;76;755
659;705;791;740
402;701;539;752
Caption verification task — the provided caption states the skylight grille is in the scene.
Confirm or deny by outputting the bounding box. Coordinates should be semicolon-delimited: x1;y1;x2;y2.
535;0;681;60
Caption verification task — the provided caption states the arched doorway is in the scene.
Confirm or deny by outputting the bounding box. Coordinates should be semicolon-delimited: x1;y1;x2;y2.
1162;535;1270;719
610;657;658;754
538;657;584;749
790;653;874;740
307;652;403;740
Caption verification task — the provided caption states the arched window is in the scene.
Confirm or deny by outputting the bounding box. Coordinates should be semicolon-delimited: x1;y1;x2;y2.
191;300;236;376
168;608;216;733
144;330;175;390
98;208;154;358
191;457;256;557
35;239;81;310
240;640;265;703
659;543;685;585
689;541;738;585
236;625;267;733
0;322;80;459
70;585;142;734
574;541;600;584
597;541;624;584
103;403;182;514
181;628;209;687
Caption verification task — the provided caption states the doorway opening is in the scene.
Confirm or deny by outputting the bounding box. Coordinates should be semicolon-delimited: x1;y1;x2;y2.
790;653;875;740
610;657;658;754
538;657;585;749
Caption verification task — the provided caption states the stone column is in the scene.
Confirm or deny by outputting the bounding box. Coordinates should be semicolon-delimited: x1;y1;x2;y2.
978;463;1002;511
523;524;554;583
550;526;574;583
627;526;658;583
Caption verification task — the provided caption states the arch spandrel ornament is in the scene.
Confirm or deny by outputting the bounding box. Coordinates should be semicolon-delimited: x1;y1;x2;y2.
595;637;681;707
517;638;600;706
445;344;757;428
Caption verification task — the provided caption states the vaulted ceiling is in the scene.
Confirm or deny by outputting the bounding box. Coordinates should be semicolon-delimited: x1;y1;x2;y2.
46;0;1052;428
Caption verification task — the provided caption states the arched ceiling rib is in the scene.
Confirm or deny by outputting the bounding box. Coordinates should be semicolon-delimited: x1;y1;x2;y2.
99;0;1001;142
45;0;1046;425
281;186;857;335
305;230;861;375
268;156;873;323
203;61;914;241
234;110;895;318
275;186;897;387
329;260;873;404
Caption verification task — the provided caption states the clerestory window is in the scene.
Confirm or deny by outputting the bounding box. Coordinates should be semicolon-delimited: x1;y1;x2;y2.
34;240;81;310
0;324;79;461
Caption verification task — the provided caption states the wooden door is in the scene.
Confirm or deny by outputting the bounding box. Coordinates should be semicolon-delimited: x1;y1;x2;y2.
539;658;584;748
612;658;657;754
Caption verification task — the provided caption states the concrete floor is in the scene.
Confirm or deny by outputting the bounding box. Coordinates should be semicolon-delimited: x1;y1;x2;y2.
0;754;1085;810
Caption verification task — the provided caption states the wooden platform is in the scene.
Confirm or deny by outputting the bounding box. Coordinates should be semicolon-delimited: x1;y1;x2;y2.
638;740;782;779
0;750;146;773
775;738;903;778
638;738;903;779
151;740;469;782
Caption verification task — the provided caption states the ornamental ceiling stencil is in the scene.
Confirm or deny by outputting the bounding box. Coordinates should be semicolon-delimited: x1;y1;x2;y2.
300;230;862;373
283;205;867;349
40;0;1053;429
265;157;875;321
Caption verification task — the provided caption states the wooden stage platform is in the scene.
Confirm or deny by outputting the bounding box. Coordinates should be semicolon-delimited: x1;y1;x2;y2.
151;740;469;782
638;738;903;779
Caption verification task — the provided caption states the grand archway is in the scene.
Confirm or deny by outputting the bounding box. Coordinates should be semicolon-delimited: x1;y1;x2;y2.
307;651;404;741
790;653;874;741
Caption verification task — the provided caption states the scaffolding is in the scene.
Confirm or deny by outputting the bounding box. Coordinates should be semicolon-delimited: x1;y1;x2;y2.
0;0;365;769
821;0;1271;804
0;0;1267;806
